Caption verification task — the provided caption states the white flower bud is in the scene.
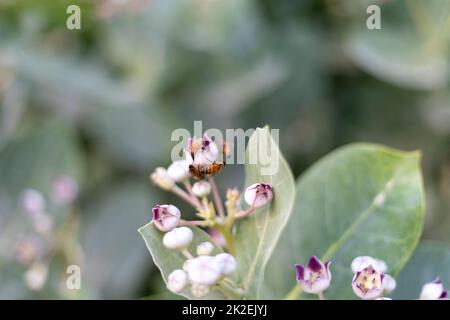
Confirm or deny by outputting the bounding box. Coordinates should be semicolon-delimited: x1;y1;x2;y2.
163;227;193;250
152;204;181;232
187;256;222;285
150;167;174;191
192;181;211;197
420;278;448;300
21;189;46;215
191;283;210;298
167;160;190;182
214;253;237;275
50;175;78;205
196;242;214;256
24;263;48;291
244;183;273;208
167;269;188;293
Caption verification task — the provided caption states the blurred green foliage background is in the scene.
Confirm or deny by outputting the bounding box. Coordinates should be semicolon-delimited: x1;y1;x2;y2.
1;0;450;299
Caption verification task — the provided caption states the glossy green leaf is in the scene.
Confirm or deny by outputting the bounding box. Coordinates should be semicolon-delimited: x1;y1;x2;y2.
393;241;450;299
266;143;425;299
234;126;296;299
138;223;225;300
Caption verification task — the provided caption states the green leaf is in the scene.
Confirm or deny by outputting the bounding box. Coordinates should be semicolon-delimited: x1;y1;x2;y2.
138;223;225;300
393;241;450;299
234;126;296;299
82;181;154;299
266;143;425;299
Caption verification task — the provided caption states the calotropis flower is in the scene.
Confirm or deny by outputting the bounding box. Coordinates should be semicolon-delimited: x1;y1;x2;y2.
186;134;220;166
295;256;332;295
152;204;181;232
244;183;273;208
351;256;396;300
419;278;448;300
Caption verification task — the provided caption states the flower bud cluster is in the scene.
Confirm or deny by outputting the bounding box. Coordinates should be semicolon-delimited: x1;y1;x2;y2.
15;175;79;292
164;237;237;298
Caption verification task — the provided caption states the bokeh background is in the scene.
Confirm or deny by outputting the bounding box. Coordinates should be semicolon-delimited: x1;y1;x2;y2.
1;0;450;299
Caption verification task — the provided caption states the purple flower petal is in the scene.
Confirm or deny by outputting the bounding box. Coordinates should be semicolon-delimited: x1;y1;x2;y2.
152;207;160;220
307;256;324;273
440;290;448;299
295;264;305;281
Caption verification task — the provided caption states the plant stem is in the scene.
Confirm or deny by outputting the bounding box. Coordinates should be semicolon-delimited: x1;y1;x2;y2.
216;280;244;299
234;206;256;219
181;249;194;259
209;177;226;221
285;285;302;300
216;224;236;256
318;292;325;300
172;185;201;209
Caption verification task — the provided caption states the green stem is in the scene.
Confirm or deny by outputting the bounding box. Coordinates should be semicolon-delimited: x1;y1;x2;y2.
285;285;302;300
216;280;243;299
216;224;236;256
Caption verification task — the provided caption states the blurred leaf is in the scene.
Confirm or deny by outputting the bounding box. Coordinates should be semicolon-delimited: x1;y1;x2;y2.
83;106;173;171
345;29;448;90
0;120;84;200
234;126;295;299
139;223;225;300
393;241;450;299
82;181;153;299
3;44;143;117
266;144;424;299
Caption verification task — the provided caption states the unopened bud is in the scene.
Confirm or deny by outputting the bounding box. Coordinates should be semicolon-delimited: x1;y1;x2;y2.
197;242;214;256
244;183;273;208
150;167;174;191
192;181;211;197
163;227;193;250
167;269;188;293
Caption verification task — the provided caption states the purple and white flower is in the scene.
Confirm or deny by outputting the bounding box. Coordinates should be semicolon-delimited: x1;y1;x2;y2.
351;256;396;300
419;278;448;300
186;134;220;166
244;183;273;208
152;204;181;232
295;256;332;294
